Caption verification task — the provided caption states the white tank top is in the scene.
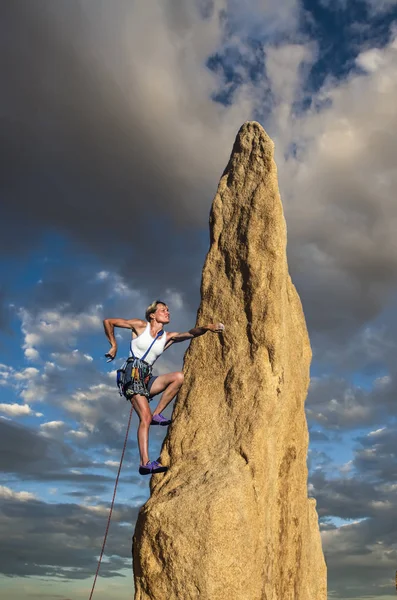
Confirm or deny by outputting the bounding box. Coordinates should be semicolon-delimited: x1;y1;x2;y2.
129;323;167;366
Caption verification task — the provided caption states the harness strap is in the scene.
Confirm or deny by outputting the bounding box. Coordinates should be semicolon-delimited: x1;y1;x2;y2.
117;330;165;399
131;328;164;362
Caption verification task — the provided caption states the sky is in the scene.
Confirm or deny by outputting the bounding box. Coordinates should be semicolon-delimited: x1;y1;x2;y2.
1;1;397;598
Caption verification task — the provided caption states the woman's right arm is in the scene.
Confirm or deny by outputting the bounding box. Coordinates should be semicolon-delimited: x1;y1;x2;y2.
103;318;145;360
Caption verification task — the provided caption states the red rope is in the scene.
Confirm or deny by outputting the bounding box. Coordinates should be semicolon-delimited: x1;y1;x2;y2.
89;403;134;600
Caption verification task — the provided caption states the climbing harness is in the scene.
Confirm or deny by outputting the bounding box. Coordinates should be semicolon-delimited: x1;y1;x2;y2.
117;329;164;399
88;402;134;600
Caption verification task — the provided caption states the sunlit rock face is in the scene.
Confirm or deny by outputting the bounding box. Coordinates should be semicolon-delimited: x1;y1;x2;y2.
133;121;327;600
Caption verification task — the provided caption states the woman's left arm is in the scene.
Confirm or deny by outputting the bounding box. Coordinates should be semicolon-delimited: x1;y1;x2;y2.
165;323;224;348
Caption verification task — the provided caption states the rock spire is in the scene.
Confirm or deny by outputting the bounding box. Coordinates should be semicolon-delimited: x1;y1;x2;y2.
133;121;327;600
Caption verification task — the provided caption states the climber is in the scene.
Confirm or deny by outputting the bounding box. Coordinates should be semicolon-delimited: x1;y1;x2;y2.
103;300;224;475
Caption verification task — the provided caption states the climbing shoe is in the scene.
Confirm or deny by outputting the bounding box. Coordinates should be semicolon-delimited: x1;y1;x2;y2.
151;413;172;426
139;460;168;475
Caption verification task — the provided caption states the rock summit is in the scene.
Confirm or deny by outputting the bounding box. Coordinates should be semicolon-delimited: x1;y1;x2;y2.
133;121;327;600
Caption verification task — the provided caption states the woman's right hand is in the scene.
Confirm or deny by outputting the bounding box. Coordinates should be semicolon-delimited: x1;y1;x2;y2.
105;345;117;362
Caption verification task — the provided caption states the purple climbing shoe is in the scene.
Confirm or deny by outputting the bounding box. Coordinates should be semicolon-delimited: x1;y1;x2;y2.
151;413;172;426
138;460;168;475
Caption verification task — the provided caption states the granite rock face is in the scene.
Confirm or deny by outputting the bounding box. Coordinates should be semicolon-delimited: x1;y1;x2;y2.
133;121;327;600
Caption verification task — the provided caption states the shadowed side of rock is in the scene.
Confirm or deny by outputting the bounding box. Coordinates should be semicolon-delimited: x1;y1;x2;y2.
133;121;327;600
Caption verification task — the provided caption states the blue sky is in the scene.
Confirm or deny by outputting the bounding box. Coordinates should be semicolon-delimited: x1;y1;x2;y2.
1;1;397;598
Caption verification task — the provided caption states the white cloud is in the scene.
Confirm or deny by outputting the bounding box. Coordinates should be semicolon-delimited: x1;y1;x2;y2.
50;349;95;367
94;271;144;303
0;362;68;405
0;364;13;385
224;0;300;39
265;42;317;127
14;367;40;380
339;460;353;474
83;504;110;516
374;375;392;390
0;486;36;502
272;34;397;337
40;421;65;430
368;427;386;437
19;306;103;357
67;429;89;439
20;385;48;403
164;290;184;310
105;460;120;468
63;383;119;431
39;420;66;439
365;0;397;14
357;48;388;73
96;271;109;280
24;347;41;362
0;403;33;417
18;366;51;404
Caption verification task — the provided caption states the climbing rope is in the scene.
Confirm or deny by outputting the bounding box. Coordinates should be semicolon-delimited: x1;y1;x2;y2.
88;403;134;600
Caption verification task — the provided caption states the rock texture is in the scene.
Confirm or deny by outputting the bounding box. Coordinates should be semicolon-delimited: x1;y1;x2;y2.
133;121;327;600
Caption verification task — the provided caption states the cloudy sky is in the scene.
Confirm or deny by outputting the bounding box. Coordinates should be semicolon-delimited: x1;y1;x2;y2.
1;1;397;598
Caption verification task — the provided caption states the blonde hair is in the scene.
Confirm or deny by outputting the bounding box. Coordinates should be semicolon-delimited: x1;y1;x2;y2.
145;300;167;322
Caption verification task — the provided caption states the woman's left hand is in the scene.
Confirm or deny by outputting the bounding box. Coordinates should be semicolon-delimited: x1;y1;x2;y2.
207;323;225;333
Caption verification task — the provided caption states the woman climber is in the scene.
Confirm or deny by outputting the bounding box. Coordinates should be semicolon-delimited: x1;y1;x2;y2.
103;300;224;475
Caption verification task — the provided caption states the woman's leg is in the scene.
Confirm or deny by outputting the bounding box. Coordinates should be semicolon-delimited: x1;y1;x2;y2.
131;394;152;465
149;371;184;416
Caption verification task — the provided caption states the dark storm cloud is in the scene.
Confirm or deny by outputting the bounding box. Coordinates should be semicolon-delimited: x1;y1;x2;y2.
311;470;382;520
307;423;397;598
306;356;397;430
0;413;148;486
0;289;10;331
307;375;375;430
3;0;397;344
353;426;397;483
0;1;231;303
0;419;115;485
0;492;139;578
0;419;72;475
321;507;397;599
